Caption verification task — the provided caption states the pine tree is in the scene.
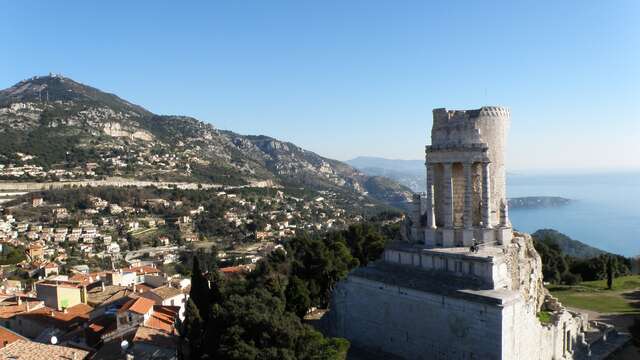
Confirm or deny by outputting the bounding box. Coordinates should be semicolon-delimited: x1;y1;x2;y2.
285;276;311;318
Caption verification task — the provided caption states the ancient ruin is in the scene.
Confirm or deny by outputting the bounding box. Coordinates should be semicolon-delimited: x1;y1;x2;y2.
325;106;626;359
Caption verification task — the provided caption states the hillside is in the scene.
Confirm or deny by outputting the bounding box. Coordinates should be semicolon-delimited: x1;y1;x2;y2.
346;157;425;192
531;229;606;259
0;74;412;208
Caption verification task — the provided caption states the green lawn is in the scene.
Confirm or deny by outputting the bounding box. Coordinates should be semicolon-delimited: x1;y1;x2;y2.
548;275;640;314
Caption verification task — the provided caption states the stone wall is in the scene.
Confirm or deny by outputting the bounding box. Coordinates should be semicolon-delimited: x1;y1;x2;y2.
327;271;587;359
328;276;505;359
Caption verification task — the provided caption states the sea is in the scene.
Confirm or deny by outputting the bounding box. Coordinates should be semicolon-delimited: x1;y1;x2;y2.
507;171;640;257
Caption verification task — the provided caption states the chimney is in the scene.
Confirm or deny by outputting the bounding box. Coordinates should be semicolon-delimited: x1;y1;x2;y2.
17;297;22;305
101;282;106;292
26;301;30;311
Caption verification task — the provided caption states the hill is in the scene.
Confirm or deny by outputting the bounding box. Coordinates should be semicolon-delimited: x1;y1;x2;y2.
346;156;425;192
531;229;606;259
0;75;412;209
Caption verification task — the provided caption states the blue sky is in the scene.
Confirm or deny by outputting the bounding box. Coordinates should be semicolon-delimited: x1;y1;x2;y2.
1;1;638;171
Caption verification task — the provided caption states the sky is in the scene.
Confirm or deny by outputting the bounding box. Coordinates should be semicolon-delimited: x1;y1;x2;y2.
1;1;639;171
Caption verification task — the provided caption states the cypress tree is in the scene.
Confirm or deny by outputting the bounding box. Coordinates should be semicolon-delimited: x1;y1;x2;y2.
181;298;204;359
190;257;212;322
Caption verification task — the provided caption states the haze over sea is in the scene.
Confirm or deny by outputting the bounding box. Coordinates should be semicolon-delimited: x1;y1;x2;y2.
507;171;640;257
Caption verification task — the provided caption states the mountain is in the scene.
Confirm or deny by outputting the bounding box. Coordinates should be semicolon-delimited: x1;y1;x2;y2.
0;74;413;209
346;156;426;192
531;229;606;259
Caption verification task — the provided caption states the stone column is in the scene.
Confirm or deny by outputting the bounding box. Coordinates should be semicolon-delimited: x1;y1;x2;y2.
463;162;473;229
424;163;437;247
425;163;436;229
442;162;454;228
481;162;492;229
500;199;509;227
462;162;474;246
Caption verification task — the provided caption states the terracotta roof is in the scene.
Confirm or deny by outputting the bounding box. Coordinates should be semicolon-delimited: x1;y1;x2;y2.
123;265;160;275
86;315;117;337
146;285;182;300
0;339;90;359
145;306;179;333
87;285;134;306
16;304;93;329
133;326;177;349
0;300;44;319
0;325;27;348
220;265;253;275
68;272;104;286
118;297;155;315
36;280;81;289
134;283;154;293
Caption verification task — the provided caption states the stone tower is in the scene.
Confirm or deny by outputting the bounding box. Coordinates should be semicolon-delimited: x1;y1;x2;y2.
412;106;512;247
324;105;603;360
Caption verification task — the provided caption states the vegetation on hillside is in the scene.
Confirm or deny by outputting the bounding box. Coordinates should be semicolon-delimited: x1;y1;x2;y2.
532;229;605;258
532;230;630;285
180;222;391;359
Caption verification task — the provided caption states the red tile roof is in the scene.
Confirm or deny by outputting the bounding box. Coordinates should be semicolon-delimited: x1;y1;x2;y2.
0;326;27;349
118;297;155;315
124;265;160;275
16;303;93;329
145;306;179;334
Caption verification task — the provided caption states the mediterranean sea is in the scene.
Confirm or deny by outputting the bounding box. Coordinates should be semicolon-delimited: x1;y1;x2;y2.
508;171;640;257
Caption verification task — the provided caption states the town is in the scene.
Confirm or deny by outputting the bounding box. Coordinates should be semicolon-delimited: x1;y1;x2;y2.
0;179;387;358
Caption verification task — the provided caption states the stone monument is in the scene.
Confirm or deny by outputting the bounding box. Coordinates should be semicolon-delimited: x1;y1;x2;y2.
324;106;624;359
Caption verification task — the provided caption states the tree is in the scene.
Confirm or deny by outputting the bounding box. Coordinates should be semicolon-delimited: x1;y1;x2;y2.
189;257;212;322
607;256;616;290
285;276;311;318
630;318;640;346
181;299;204;359
342;223;386;266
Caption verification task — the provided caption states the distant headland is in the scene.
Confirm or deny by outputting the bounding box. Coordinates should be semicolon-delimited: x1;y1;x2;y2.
508;196;571;209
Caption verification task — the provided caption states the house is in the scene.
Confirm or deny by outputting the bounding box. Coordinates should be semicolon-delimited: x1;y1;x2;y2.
93;306;179;359
35;281;84;310
8;303;92;340
107;242;120;254
31;197;44;207
27;244;44;260
116;297;155;329
72;264;90;274
140;286;186;319
1;280;23;293
109;204;123;215
105;270;137;287
158;236;170;246
42;262;59;277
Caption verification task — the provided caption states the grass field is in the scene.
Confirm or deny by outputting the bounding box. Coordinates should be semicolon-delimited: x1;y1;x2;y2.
548;275;640;314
